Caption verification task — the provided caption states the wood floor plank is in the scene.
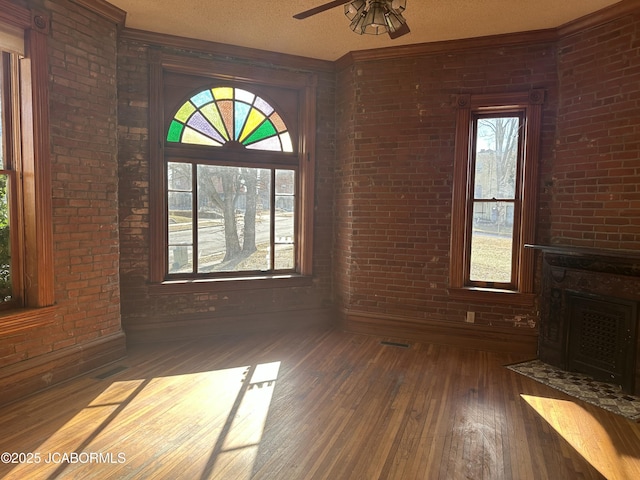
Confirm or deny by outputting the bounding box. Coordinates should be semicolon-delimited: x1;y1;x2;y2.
0;327;638;479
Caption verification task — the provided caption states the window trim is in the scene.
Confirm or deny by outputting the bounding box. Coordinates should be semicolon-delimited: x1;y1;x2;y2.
449;91;544;304
148;53;317;289
0;3;54;314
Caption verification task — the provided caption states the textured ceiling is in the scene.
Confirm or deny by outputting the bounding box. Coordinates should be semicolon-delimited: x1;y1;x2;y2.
107;0;621;61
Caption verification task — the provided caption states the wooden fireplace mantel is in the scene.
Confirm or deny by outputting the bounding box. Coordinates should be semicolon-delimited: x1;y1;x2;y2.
525;244;640;278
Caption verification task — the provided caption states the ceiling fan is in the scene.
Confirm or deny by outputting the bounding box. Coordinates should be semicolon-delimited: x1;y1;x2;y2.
294;0;411;39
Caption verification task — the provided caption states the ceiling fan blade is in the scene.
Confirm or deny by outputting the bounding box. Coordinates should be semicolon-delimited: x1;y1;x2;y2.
293;1;351;20
388;22;410;39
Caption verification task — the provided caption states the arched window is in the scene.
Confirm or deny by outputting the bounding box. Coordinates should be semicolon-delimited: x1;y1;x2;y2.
149;58;316;289
167;87;293;152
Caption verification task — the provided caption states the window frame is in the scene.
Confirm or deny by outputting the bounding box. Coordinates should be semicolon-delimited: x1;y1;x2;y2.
466;111;524;290
0;2;55;325
148;53;317;291
449;91;544;305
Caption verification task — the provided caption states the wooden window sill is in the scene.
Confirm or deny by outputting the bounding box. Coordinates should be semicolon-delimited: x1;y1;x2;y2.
148;274;314;295
448;287;536;306
0;306;58;334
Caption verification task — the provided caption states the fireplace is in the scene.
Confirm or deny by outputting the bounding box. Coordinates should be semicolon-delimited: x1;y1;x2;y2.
529;245;640;395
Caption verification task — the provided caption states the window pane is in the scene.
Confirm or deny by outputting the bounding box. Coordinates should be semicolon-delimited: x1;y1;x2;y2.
474;117;520;199
168;191;193;274
274;169;295;270
196;165;237;272
469;201;514;283
196;179;225;273
250;168;271;271
0;173;11;301
168;163;193;274
274;244;294;270
168;161;192;191
196;166;271;273
169;245;192;274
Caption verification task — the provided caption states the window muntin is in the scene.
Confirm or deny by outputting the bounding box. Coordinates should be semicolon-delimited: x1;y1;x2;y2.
164;85;299;280
467;113;523;288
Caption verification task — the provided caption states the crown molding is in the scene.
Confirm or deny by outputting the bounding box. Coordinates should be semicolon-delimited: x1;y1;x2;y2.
336;0;640;70
0;0;31;29
557;0;640;38
71;0;126;26
335;28;558;71
121;27;335;73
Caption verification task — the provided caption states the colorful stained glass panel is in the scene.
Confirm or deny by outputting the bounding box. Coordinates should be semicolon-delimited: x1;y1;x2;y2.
191;90;213;107
213;87;233;100
167;86;293;152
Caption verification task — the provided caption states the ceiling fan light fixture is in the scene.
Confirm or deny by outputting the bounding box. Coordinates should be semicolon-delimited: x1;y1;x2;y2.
345;0;408;36
345;0;366;21
361;1;389;35
384;8;406;32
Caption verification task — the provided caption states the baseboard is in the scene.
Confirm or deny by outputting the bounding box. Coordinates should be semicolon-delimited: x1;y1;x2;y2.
0;331;127;406
124;307;337;344
341;308;538;355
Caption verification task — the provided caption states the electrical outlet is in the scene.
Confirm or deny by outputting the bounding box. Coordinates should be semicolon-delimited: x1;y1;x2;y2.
466;311;475;323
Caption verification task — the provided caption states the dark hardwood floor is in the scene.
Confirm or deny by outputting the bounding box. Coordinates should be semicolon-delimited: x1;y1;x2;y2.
1;327;639;479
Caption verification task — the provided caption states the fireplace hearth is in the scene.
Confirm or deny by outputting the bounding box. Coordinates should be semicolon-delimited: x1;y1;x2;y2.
528;245;640;395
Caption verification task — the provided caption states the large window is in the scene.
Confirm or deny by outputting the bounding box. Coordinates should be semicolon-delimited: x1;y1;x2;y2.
450;91;544;304
149;56;316;287
166;86;297;276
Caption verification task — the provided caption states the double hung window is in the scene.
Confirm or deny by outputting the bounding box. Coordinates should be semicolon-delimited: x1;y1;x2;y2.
450;91;544;303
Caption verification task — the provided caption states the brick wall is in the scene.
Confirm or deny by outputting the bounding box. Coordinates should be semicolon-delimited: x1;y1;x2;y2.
335;43;558;329
551;13;640;249
0;0;124;394
117;40;336;341
47;0;122;341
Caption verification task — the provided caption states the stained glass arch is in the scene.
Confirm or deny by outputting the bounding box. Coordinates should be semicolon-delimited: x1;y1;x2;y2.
167;86;294;152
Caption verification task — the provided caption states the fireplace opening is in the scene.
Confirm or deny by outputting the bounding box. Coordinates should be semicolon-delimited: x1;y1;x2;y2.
567;291;637;393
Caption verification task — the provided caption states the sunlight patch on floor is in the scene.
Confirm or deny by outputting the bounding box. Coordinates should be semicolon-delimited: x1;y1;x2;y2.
521;394;640;480
3;363;281;480
206;361;281;479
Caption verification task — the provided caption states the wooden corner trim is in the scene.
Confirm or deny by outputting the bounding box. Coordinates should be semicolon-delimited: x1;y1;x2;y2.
30;11;49;34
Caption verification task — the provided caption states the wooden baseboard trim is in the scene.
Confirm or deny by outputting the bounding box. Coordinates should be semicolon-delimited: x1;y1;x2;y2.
124;307;337;344
0;331;127;406
341;309;538;355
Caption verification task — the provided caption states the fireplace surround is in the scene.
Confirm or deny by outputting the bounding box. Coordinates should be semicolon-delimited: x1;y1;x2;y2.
528;245;640;395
